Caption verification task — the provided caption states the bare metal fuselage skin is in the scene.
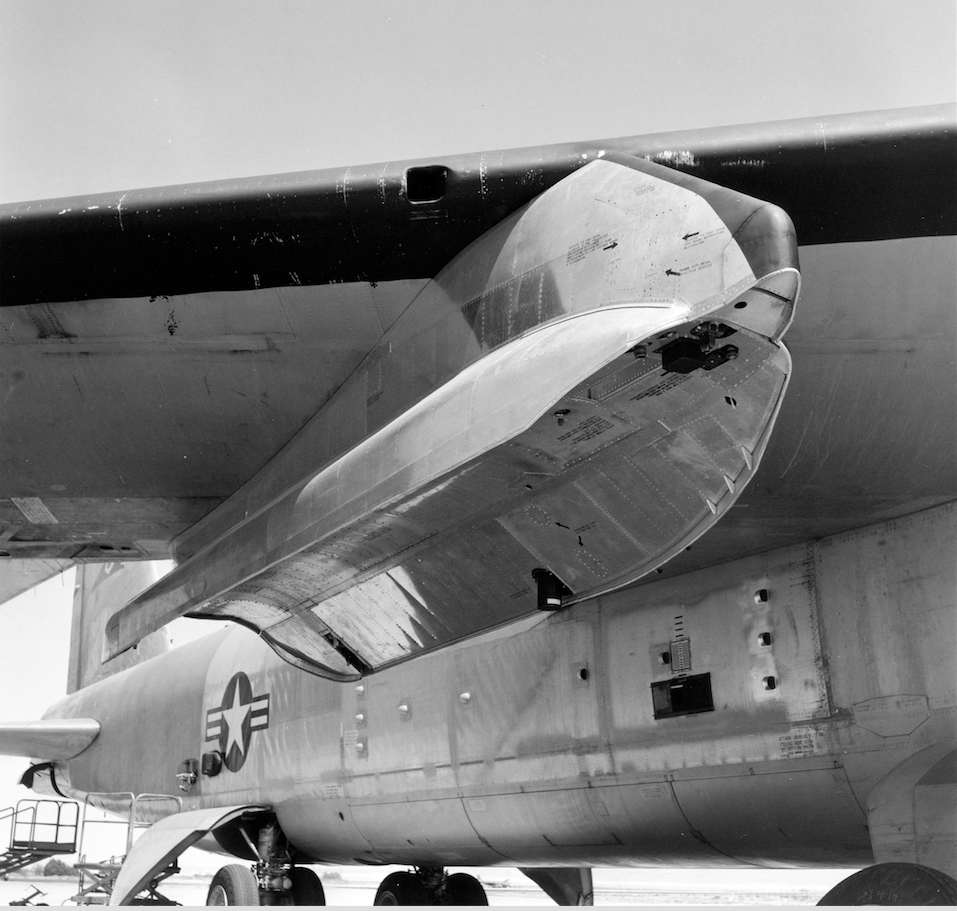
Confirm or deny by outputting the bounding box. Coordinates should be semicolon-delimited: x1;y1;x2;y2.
45;500;956;870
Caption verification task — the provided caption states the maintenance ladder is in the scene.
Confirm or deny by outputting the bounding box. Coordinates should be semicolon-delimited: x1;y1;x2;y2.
1;794;184;904
0;799;78;876
71;792;182;905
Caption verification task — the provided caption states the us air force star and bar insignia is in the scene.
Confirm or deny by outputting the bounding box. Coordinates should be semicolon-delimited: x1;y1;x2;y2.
205;672;270;772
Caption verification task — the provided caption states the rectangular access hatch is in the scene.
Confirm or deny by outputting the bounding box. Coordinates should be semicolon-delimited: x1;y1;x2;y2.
652;673;714;719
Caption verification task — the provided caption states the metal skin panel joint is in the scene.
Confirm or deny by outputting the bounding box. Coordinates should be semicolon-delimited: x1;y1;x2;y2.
104;152;799;679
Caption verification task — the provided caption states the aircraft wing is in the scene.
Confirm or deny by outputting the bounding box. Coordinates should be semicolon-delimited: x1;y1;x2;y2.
0;719;100;760
2;106;954;677
0;558;75;606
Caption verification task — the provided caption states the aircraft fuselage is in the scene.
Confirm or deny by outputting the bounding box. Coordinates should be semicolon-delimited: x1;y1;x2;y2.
43;498;956;872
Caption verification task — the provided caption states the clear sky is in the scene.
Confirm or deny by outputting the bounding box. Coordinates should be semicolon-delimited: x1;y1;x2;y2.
0;0;954;879
1;0;954;203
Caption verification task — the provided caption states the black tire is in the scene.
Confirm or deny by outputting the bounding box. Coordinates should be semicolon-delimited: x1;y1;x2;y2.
288;867;326;906
374;871;430;905
206;864;260;906
444;872;488;905
818;863;957;905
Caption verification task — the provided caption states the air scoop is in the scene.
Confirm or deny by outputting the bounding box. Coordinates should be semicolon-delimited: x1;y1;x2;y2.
108;152;799;678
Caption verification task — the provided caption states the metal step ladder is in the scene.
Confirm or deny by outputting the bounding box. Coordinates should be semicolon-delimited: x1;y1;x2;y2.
0;799;78;876
70;792;182;905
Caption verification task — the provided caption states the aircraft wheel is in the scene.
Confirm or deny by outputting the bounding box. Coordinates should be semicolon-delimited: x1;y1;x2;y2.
444;872;488;905
206;864;260;906
817;863;957;905
374;871;430;905
288;867;326;905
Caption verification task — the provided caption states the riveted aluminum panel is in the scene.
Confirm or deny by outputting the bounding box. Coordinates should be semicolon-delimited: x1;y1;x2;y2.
670;762;870;864
350;797;503;865
602;544;831;760
814;502;957;712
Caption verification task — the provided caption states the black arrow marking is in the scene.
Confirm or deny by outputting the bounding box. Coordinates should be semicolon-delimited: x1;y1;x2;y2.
665;268;682;276
603;241;618;250
682;231;700;240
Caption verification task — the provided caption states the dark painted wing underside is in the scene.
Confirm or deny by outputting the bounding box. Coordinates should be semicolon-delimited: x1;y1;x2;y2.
2;106;953;307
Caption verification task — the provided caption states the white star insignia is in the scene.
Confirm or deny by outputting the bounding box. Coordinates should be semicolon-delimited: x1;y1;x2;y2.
220;684;250;759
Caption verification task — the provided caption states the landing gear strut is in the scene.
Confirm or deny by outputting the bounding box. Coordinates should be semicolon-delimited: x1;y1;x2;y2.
207;819;326;906
374;867;488;905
